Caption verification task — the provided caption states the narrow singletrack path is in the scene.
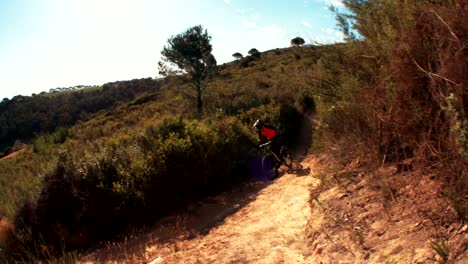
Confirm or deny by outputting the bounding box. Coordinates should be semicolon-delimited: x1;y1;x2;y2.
145;160;318;263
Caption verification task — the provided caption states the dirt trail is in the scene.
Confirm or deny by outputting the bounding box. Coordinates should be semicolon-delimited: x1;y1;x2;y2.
80;153;467;264
146;166;318;263
80;158;317;264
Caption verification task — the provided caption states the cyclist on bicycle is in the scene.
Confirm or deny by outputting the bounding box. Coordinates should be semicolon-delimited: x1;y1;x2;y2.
253;119;284;165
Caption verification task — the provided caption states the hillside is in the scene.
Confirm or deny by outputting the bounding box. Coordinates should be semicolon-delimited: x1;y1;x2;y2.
0;78;162;157
0;44;320;218
0;43;320;261
1;0;466;262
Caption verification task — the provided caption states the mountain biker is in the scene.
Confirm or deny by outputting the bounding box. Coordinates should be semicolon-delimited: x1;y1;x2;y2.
253;119;284;168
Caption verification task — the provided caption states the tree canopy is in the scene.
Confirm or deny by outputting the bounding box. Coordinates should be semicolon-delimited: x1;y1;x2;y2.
232;52;243;60
158;25;217;116
248;48;261;59
248;48;259;55
290;37;305;46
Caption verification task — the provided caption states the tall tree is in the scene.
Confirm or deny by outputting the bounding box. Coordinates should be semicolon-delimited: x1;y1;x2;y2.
158;25;217;116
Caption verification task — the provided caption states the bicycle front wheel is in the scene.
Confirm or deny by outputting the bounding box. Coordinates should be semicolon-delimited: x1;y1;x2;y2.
262;154;276;180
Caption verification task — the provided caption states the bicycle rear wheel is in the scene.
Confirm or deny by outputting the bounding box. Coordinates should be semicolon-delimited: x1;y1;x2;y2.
282;152;293;168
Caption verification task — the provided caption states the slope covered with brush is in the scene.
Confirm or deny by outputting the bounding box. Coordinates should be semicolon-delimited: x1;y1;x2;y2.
0;45;316;260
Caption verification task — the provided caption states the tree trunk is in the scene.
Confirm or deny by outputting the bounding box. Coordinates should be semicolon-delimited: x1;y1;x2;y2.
196;83;203;116
197;94;202;116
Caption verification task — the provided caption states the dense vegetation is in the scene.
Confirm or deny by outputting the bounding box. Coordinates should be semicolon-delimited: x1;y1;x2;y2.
318;0;467;217
0;0;466;261
0;78;161;157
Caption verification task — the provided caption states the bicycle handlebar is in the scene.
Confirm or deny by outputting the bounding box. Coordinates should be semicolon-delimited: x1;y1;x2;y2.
259;141;272;148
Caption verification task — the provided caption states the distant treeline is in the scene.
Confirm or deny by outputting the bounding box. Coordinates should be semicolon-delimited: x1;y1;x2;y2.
0;78;161;156
46;85;99;94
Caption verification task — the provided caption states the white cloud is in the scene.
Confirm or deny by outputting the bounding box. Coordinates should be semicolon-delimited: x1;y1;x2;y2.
241;16;257;27
302;20;313;29
224;0;232;5
317;0;344;7
321;12;333;18
299;27;344;45
313;27;344;43
237;8;259;28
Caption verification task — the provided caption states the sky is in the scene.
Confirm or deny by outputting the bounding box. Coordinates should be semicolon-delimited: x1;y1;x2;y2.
0;0;345;99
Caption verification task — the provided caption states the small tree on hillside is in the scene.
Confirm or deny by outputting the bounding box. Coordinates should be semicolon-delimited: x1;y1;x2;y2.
290;37;305;46
248;48;261;58
158;25;217;116
232;52;243;60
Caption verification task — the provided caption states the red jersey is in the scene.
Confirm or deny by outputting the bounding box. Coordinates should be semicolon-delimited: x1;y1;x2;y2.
260;126;277;140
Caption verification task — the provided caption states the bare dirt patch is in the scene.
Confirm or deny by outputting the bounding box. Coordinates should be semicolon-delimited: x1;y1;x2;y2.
304;155;468;264
0;147;27;161
0;219;14;246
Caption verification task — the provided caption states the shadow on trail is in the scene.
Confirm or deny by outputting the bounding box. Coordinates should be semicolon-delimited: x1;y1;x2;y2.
172;180;270;238
286;165;311;177
282;111;314;177
85;177;272;262
292;111;315;160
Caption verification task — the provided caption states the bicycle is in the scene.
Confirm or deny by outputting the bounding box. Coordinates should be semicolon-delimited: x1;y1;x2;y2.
258;140;293;180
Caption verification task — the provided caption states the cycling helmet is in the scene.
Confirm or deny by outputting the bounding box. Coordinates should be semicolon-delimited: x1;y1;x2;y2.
253;119;264;129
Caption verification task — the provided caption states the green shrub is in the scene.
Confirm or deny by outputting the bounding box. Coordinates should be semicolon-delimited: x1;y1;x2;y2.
7;116;257;260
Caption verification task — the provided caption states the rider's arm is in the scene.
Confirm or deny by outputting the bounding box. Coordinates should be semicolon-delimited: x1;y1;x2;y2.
257;128;266;144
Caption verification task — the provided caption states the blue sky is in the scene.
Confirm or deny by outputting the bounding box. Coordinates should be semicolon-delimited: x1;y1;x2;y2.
0;0;345;99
